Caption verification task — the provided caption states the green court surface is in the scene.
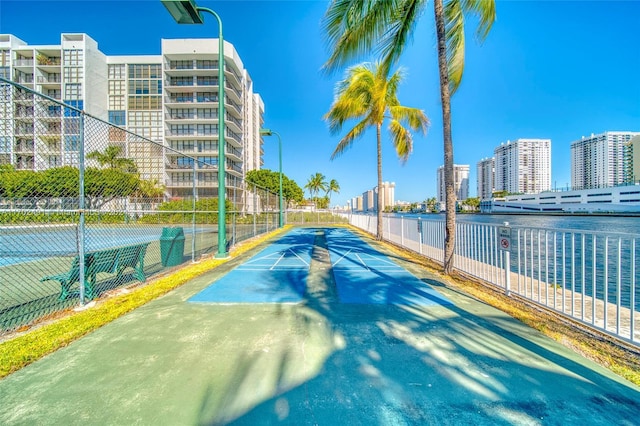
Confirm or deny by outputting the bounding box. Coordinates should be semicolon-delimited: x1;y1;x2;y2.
0;227;639;425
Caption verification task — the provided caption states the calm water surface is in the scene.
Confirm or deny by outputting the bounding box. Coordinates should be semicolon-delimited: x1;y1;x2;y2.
398;213;640;235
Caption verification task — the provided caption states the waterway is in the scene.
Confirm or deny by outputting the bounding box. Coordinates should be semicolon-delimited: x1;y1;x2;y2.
396;213;640;236
388;213;640;310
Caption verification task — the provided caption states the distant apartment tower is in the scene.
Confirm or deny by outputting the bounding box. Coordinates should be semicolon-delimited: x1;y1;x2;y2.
494;138;551;194
477;157;495;200
353;195;363;211
362;189;375;212
0;33;264;200
437;164;469;204
571;131;640;190
625;135;640;184
374;181;395;212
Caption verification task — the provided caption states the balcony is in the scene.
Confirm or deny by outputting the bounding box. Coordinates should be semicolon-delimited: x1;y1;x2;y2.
14;59;34;67
15;127;34;136
36;55;61;66
15;108;35;118
16;75;34;84
165;95;195;104
225;129;242;146
14;142;35;152
37;75;62;84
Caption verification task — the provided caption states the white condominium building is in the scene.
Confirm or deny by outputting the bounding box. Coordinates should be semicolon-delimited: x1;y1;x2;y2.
571;131;640;190
0;34;108;169
362;189;375;212
374;181;395;212
437;164;469;204
477;157;495;200
0;33;264;199
494;138;551;194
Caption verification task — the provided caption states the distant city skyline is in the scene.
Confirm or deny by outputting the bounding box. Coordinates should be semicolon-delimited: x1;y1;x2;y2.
1;1;639;206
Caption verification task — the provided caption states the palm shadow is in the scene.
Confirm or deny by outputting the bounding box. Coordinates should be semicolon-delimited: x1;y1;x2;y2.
196;227;640;425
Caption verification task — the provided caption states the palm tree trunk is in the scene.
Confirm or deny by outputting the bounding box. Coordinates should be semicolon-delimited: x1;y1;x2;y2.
376;122;383;240
434;0;456;274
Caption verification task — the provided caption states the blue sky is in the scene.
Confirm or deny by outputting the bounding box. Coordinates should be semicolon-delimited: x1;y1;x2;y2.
1;0;639;207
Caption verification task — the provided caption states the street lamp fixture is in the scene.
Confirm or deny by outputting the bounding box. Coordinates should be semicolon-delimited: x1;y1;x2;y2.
259;128;284;228
162;0;228;257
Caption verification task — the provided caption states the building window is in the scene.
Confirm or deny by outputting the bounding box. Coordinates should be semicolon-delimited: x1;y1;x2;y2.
108;64;125;79
63;49;83;66
63;67;82;83
108;80;125;95
109;95;125;110
64;83;82;100
108;111;126;126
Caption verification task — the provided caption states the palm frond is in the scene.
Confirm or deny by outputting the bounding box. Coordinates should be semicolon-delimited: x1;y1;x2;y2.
388;119;413;162
445;0;465;94
461;0;496;40
330;118;369;159
388;105;429;133
378;0;426;73
322;0;405;73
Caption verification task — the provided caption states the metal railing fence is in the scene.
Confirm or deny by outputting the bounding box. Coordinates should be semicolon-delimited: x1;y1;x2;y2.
0;78;280;334
347;213;639;347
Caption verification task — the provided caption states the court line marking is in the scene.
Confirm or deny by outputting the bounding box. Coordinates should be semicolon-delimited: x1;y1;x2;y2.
330;248;404;271
237;248;311;271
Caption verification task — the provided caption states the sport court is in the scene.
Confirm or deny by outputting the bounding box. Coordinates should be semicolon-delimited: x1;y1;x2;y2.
189;227;452;307
0;226;639;425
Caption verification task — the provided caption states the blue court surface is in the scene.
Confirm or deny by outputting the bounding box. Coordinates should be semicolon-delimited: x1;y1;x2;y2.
189;228;316;304
325;228;452;306
190;227;451;307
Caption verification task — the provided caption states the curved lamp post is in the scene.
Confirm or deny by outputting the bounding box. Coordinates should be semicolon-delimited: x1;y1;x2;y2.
162;0;227;257
259;128;283;227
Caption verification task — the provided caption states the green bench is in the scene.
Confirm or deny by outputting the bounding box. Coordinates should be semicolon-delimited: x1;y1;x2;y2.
41;242;150;300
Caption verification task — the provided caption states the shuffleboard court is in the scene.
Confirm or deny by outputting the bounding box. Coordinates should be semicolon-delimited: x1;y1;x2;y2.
325;228;453;306
189;228;316;304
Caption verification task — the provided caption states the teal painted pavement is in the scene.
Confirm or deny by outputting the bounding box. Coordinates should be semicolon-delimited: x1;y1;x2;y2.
189;228;315;303
325;228;453;306
1;227;639;425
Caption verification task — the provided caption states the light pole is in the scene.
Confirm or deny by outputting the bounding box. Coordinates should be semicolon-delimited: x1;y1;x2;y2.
162;0;227;257
259;128;283;227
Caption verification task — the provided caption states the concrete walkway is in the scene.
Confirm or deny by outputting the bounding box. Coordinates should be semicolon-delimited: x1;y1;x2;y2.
1;227;639;425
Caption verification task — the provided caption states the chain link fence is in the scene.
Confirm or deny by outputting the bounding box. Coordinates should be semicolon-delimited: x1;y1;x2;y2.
0;78;280;334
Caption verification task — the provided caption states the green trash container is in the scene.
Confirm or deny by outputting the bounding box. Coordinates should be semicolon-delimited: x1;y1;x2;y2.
160;227;185;267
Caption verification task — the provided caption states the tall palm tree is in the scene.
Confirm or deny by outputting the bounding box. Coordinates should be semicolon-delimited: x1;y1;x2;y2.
323;0;495;273
325;62;428;240
326;179;341;206
88;145;137;173
305;172;328;206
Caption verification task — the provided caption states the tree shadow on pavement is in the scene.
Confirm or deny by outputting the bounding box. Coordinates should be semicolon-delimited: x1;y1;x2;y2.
197;228;640;425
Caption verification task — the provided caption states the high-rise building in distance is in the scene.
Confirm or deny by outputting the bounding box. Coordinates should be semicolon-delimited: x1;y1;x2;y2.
437;164;469;204
494;138;551;194
477;157;495;200
571;131;640;190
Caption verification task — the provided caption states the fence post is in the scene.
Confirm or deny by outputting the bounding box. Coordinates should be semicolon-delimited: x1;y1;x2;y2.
192;161;197;262
253;183;257;237
78;112;87;304
500;221;511;296
418;217;423;255
401;216;404;246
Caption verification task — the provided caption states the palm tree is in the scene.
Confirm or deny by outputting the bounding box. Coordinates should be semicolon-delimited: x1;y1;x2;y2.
325;62;428;240
88;145;137;173
304;172;328;207
326;179;341;206
323;0;495;273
